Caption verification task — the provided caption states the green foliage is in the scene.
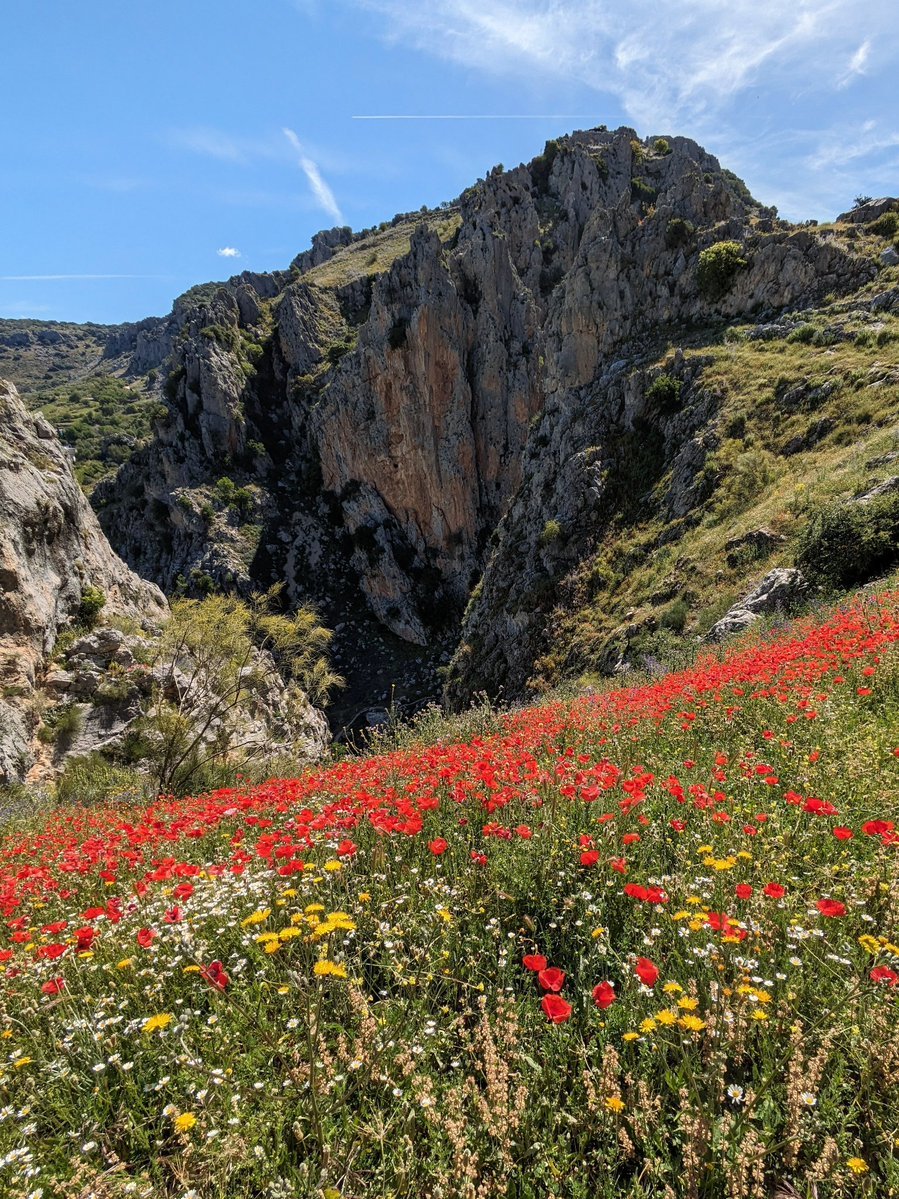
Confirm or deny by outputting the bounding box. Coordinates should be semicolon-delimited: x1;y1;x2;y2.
78;586;106;629
26;375;155;492
540;519;563;547
720;168;761;208
658;595;689;632
200;323;240;354
665;217;695;250
869;210;899;238
138;588;342;795
697;240;749;300
652;137;671;155
797;492;899;589
531;139;561;195
38;702;83;749
55;753;147;806
630;176;657;206
645;374;683;413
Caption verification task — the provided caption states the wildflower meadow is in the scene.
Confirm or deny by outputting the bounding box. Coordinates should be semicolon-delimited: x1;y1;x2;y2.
2;593;898;1198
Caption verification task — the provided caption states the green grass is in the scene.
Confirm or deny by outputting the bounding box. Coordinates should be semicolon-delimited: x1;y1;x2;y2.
25;374;157;491
304;214;462;290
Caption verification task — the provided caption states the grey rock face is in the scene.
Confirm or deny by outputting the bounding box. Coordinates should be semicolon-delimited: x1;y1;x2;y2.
837;198;898;224
83;127;878;710
705;568;807;642
0;379;166;782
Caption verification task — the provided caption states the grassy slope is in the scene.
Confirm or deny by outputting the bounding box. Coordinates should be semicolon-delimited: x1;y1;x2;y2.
303;213;462;291
1;589;898;1197
537;257;899;690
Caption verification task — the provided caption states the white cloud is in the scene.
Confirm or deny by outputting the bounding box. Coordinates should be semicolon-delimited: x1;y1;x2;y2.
837;39;871;87
216;246;242;258
283;128;344;223
350;0;897;129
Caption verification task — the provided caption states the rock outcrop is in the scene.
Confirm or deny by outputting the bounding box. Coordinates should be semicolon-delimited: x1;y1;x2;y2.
0;379;166;782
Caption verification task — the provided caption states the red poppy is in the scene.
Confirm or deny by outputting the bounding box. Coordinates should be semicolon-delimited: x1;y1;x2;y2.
515;824;532;839
537;967;566;992
862;820;895;837
634;958;659;988
172;883;194;900
735;884;753;900
522;954;547;972
164;906;184;924
870;965;898;986
816;898;846;918
763;883;786;899
200;960;230;991
580;850;600;867
541;994;572;1023
337;839;358;857
41;977;65;995
592;981;616;1009
428;838;448;855
136;928;156;949
832;826;854;840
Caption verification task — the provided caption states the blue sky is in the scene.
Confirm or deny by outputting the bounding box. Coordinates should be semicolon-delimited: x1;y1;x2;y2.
2;0;897;325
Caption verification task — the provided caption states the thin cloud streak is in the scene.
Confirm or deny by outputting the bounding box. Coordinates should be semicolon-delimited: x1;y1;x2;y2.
352;0;897;129
283;128;343;223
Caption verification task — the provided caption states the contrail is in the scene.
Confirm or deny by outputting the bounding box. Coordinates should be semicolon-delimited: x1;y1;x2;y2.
352;114;599;119
283;128;343;223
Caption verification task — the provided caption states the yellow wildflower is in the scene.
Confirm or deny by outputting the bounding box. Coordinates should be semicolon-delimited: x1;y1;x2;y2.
657;1010;677;1026
679;1015;706;1032
117;958;134;970
314;960;348;979
678;996;699;1011
846;1158;869;1175
323;860;343;872
437;908;453;923
622;1032;639;1042
264;941;281;955
663;981;682;994
174;1112;197;1133
241;908;271;928
750;1009;769;1021
591;926;605;938
604;1096;626;1112
358;892;371;903
142;1013;174;1034
14;1057;32;1069
305;903;325;914
640;1018;657;1034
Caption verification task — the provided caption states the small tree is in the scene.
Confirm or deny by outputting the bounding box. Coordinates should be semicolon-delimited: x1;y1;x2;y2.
143;588;343;795
697;241;748;300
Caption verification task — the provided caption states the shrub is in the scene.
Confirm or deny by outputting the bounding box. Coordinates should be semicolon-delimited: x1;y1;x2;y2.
869;210;899;238
38;703;83;750
659;596;689;632
78;586;106;629
646;374;683;413
540;519;563;547
665;217;695;250
796;492;899;589
56;753;146;806
139;588;343;795
697;240;749;300
653;138;671;156
531;139;560;195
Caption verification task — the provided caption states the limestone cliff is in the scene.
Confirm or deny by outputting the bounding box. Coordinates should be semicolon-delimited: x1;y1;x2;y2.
0;379;166;781
17;127;894;720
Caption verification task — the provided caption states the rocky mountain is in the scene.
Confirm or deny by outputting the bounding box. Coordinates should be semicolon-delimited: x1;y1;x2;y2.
0;379;165;781
0;379;329;787
6;127;899;727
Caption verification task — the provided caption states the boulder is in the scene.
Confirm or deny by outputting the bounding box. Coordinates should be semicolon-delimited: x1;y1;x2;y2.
705;568;807;642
